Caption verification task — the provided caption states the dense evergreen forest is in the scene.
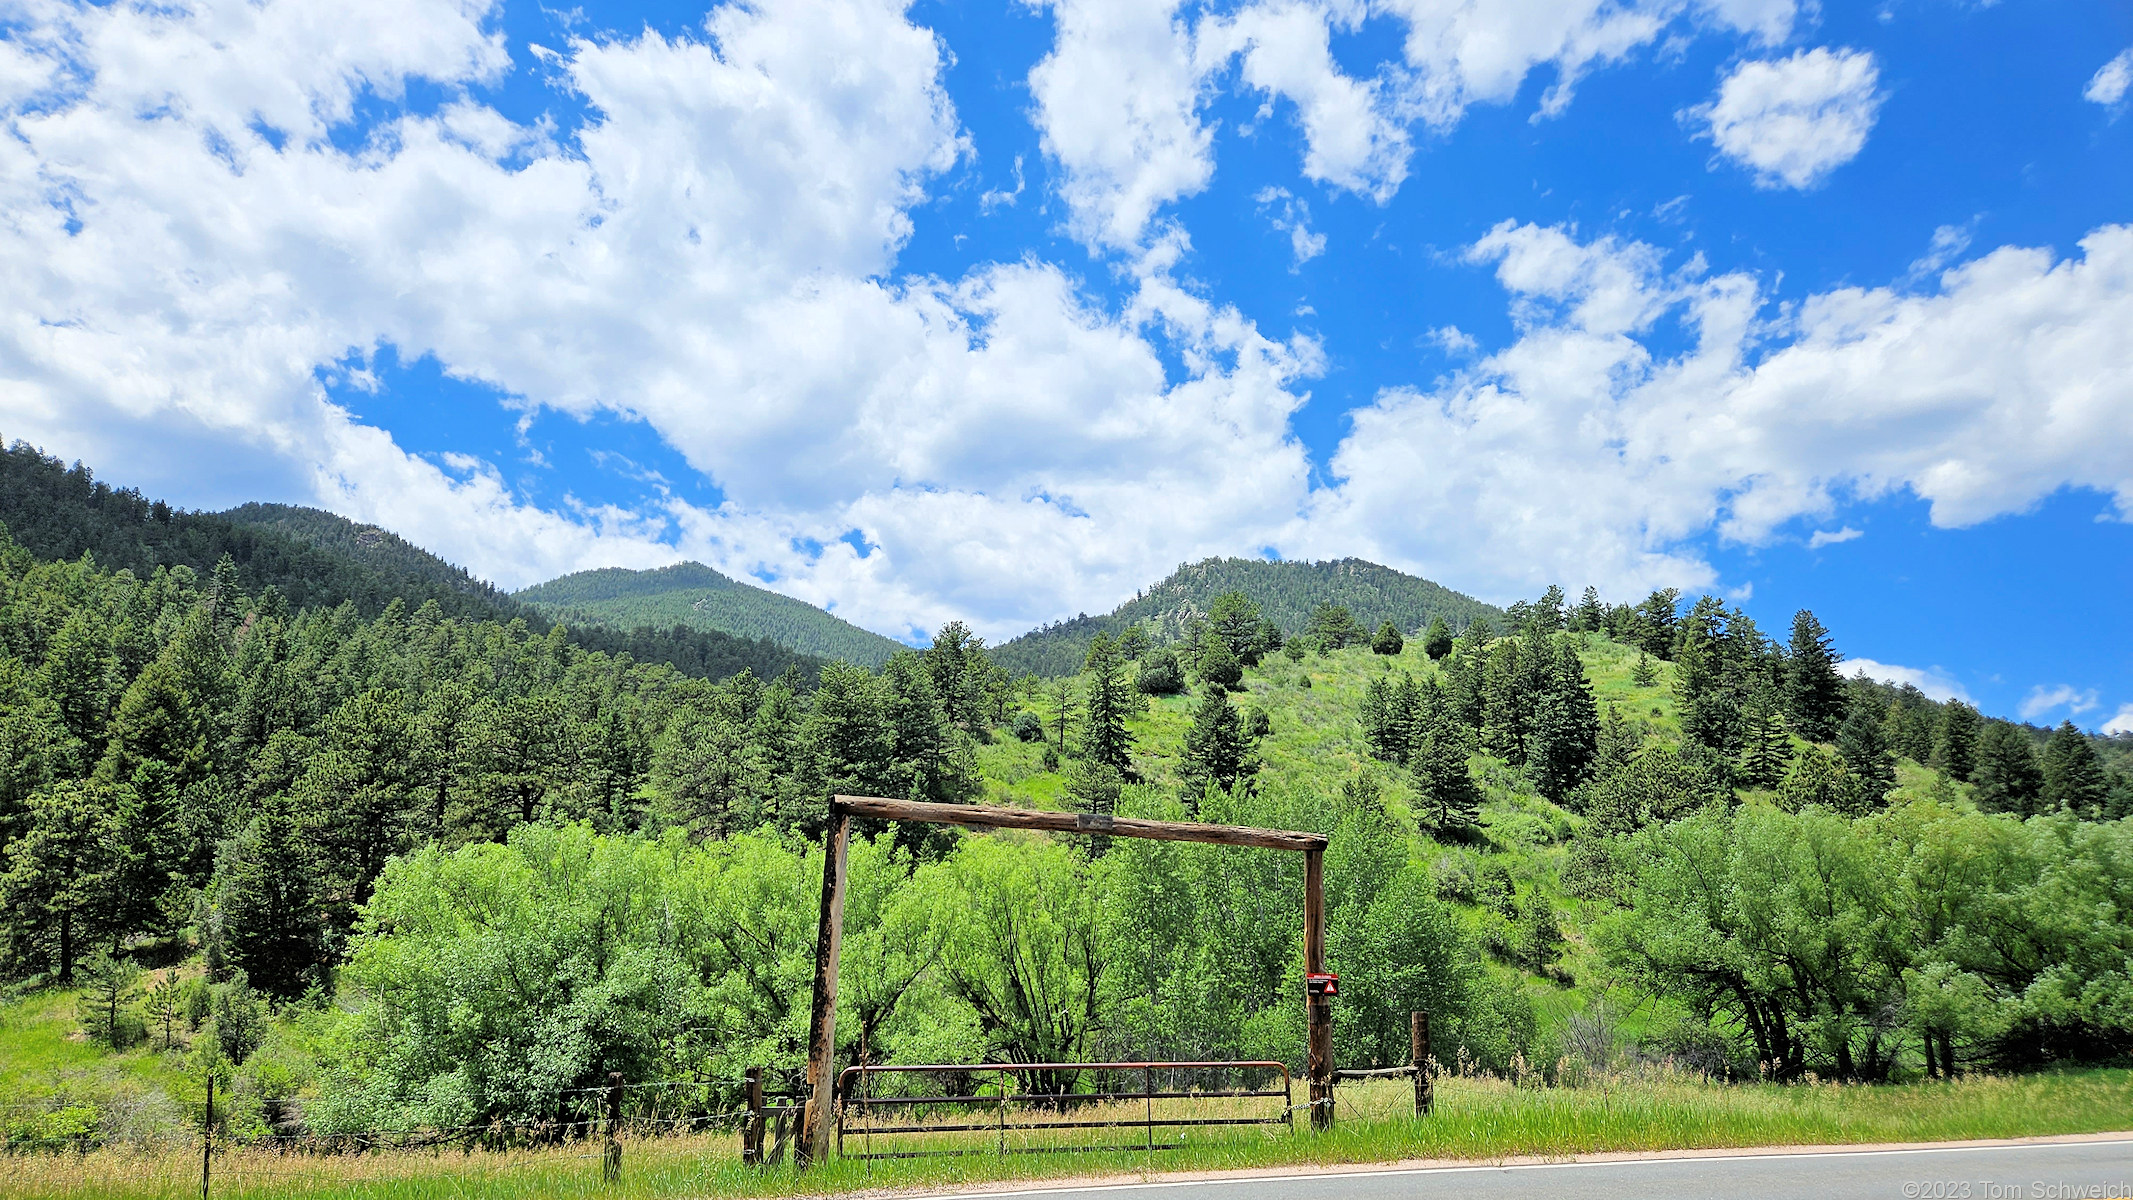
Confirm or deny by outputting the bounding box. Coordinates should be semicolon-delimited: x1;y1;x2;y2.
2;454;2131;1150
0;443;826;683
516;561;907;667
990;556;1502;677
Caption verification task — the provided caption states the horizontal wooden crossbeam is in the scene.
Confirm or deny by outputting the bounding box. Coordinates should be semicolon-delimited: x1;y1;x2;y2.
831;795;1328;853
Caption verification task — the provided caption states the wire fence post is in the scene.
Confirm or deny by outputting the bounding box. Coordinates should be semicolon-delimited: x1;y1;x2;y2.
1412;1012;1433;1116
200;1074;213;1200
603;1071;623;1183
742;1067;763;1164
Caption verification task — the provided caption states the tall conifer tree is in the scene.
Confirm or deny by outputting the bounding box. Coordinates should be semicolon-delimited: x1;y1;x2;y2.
1932;700;1981;783
218;790;327;1001
2040;721;2109;818
1836;696;1896;807
1974;723;2045;816
1079;632;1134;774
1784;610;1845;742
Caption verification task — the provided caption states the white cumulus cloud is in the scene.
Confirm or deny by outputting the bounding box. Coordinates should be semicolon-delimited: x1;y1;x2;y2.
2086;47;2132;108
2104;705;2133;736
0;0;1323;643
1030;0;1803;256
6;0;2133;647
1293;219;2133;602
1695;47;1882;189
1807;526;1862;548
2020;685;2101;722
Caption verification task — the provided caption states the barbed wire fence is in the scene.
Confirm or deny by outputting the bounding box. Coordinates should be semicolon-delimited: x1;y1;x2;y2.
7;1012;1442;1194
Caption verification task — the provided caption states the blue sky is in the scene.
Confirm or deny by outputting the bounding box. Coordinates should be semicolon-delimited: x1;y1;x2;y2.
1;0;2129;731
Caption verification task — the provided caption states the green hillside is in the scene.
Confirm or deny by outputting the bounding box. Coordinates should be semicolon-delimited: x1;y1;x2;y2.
516;561;907;667
991;556;1502;677
0;441;823;682
1;507;2129;1168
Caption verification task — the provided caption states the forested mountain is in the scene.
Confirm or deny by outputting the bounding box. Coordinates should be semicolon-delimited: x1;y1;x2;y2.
992;557;1502;677
517;562;907;667
0;442;823;682
3;445;2131;1152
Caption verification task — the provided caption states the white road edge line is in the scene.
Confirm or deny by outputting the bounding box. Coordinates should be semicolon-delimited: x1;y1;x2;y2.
947;1138;2133;1199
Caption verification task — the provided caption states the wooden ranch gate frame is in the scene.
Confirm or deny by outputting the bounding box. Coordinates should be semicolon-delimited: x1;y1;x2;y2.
798;796;1334;1166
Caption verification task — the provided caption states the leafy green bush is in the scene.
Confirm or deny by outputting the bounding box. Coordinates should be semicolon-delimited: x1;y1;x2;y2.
4;1105;100;1154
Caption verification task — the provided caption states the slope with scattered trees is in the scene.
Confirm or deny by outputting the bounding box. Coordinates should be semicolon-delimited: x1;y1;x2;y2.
991;557;1502;677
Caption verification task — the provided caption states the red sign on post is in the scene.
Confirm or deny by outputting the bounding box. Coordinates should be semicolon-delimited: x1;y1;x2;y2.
1305;972;1339;997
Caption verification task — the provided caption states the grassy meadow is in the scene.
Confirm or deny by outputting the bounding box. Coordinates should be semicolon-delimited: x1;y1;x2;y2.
4;1070;2127;1200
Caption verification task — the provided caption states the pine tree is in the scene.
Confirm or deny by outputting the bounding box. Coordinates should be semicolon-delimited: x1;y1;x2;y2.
205;553;247;639
1181;687;1256;799
301;688;419;917
1528;640;1598;803
0;780;121;982
39;611;118;752
2040;721;2110;818
1572;586;1605;634
885;650;967;807
1739;687;1792;788
76;949;142;1047
1582;704;1639;809
1784;610;1845;742
648;702;760;840
924;621;987;732
1117;624;1150;661
1207;591;1268;665
1629;652;1658;688
1195;629;1243;690
1480;639;1527;763
1421;616;1454;661
1303;602;1364;651
1973;723;2045;816
1413;725;1481;830
1048;675;1077;750
1389;672;1422;766
1887;687;1936;764
1836;696;1896;808
1079;632;1135;773
0;665;62;846
144;969;183;1050
1932;700;1981;783
1632;589;1681;659
1360;674;1394;762
217;791;327;1001
1534;585;1566;632
809;662;897;800
1370;620;1404;656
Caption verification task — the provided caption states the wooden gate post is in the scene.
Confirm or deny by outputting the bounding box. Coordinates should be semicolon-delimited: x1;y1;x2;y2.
799;809;852;1167
1304;847;1332;1131
1412;1012;1433;1116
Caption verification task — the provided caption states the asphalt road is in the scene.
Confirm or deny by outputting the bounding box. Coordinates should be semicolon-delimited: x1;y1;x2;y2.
960;1139;2133;1200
